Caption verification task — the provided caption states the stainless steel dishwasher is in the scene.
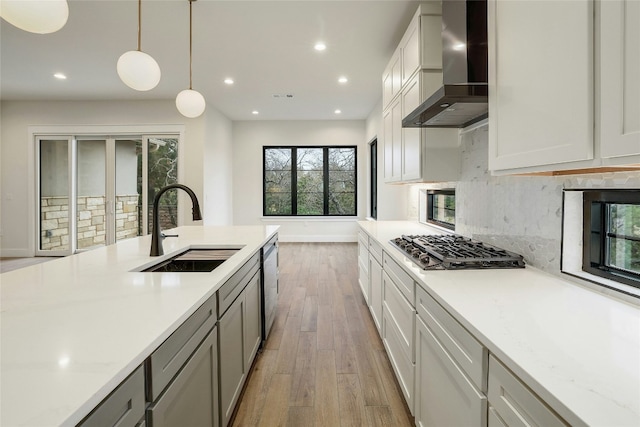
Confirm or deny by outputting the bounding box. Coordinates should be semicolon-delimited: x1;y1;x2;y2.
261;235;278;343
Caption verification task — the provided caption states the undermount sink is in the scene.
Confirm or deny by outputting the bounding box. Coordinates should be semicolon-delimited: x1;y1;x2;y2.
139;248;242;273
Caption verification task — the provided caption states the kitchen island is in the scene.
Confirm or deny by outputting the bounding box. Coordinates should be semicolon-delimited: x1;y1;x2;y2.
358;220;640;427
0;225;278;427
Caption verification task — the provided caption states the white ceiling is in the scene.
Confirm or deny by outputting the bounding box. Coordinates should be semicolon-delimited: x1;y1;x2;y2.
0;0;421;121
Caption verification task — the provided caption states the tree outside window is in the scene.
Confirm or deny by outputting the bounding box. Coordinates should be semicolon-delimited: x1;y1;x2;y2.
264;146;356;216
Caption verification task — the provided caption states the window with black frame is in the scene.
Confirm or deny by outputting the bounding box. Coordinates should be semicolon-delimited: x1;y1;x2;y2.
426;189;455;230
583;190;640;288
263;146;356;216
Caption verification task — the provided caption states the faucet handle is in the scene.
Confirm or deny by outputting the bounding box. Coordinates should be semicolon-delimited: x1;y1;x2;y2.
161;233;179;238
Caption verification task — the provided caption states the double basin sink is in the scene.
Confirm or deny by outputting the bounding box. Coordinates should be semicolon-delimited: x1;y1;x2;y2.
137;248;243;273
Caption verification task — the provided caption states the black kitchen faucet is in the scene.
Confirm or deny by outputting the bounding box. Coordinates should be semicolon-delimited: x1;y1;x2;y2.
150;184;202;256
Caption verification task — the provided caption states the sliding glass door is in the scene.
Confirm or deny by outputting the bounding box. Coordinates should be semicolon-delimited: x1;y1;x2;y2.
38;138;72;255
36;134;178;256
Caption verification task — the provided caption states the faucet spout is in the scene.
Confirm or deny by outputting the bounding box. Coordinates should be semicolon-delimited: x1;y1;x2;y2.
150;184;202;256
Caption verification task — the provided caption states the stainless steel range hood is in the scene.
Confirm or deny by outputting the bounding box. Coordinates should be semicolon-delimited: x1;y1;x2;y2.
403;0;488;128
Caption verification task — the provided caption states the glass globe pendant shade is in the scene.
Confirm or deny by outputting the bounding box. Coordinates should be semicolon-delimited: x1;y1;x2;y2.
0;0;69;34
176;89;206;118
117;50;161;91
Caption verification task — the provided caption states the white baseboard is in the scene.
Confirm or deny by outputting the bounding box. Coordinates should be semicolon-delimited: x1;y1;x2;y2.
279;234;357;243
0;248;34;258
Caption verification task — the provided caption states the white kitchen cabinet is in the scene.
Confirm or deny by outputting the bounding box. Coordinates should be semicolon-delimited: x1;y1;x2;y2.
381;269;415;413
489;0;640;174
598;0;640;158
400;3;443;87
415;315;487;427
488;355;569;427
383;3;460;184
383;48;402;111
401;71;461;182
369;253;383;333
383;98;403;183
414;285;488;427
488;0;594;172
358;232;370;304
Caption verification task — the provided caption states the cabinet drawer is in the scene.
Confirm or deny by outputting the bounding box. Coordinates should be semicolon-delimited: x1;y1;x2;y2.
357;229;369;245
415;315;486;427
416;285;486;391
488;407;508;427
369;238;383;265
488;355;568;427
359;259;370;304
358;238;369;274
382;251;414;303
382;308;415;413
383;271;415;362
79;366;145;427
218;252;260;317
148;294;217;401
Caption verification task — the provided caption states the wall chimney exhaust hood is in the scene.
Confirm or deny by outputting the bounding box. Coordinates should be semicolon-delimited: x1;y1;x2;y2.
403;0;488;128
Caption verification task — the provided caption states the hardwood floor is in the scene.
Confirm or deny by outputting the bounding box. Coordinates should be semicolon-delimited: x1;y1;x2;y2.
232;242;414;427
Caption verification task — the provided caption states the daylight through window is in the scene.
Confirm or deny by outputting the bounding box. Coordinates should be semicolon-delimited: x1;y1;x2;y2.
583;190;640;289
263;146;356;216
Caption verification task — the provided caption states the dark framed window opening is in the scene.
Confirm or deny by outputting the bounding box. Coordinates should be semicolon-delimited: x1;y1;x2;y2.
370;138;377;220
263;146;357;216
427;189;455;230
583;190;640;289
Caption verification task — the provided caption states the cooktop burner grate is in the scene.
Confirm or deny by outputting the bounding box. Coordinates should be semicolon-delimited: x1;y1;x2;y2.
390;234;525;270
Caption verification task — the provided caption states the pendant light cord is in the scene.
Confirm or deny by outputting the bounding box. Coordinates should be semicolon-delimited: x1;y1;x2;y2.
189;0;193;90
137;0;142;51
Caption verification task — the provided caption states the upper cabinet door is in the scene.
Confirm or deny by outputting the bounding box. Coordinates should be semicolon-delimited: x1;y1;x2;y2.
488;0;594;171
599;0;640;158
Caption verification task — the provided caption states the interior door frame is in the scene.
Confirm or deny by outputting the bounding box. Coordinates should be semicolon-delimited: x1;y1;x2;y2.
29;125;185;257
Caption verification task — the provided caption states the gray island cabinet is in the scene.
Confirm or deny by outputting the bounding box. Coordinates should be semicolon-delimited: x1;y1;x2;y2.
73;232;274;427
78;251;264;427
217;251;262;427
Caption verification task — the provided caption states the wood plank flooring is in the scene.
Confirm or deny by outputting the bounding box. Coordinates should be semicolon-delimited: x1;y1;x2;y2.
232;242;413;427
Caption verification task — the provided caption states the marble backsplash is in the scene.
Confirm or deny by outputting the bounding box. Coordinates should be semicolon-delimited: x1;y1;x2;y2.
409;125;640;276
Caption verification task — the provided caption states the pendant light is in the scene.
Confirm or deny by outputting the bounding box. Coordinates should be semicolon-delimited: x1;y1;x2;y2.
176;0;205;118
116;0;160;91
0;0;69;34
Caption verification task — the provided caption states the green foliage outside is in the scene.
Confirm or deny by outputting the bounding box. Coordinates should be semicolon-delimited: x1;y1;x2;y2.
608;203;640;274
137;138;179;233
264;147;356;216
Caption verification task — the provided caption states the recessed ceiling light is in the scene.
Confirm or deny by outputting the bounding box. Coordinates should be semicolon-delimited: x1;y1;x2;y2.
53;73;67;80
334;109;342;114
224;78;234;85
252;110;259;115
453;43;466;51
314;42;327;51
338;76;348;84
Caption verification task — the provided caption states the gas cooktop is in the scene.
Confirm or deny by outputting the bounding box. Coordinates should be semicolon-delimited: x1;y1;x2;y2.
390;234;525;270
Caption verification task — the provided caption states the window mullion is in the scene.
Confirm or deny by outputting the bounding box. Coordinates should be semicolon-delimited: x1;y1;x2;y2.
323;148;329;215
291;148;298;216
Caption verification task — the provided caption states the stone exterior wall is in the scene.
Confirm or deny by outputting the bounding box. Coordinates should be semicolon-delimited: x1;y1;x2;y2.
40;195;139;251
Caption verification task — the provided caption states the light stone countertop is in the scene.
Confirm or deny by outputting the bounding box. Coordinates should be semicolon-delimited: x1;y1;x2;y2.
358;220;640;427
0;225;279;427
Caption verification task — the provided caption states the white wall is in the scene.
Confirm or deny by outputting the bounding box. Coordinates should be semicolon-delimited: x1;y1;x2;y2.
232;120;366;242
0;100;233;256
202;107;233;226
365;98;408;220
